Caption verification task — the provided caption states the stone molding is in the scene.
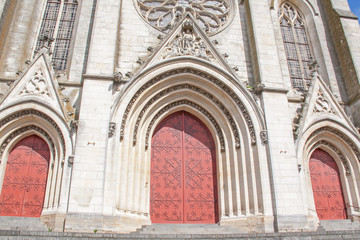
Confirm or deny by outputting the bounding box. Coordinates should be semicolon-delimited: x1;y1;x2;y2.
0;109;66;158
144;99;225;151
120;68;257;145
0;125;55;163
308;126;360;163
132;83;240;149
313;140;351;176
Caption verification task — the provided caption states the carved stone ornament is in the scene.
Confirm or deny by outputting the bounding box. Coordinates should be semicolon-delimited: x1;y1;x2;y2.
113;72;123;83
134;0;234;35
162;20;215;61
19;69;50;97
132;84;240;149
120;68;257;145
260;130;268;144
313;140;351;176
313;90;334;114
144;100;225;151
308;127;360;164
0;110;66;158
108;122;116;138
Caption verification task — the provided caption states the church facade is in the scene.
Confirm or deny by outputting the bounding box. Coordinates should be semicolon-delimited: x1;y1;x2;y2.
0;0;360;234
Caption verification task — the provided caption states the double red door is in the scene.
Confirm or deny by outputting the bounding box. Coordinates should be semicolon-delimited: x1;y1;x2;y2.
310;149;347;220
151;111;218;223
0;135;50;217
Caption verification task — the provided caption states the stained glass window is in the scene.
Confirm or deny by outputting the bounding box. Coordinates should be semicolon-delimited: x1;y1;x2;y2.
35;0;78;71
279;3;312;90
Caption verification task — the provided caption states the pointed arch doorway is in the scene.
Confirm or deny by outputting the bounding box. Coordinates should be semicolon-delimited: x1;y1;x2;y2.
0;135;50;217
309;149;347;220
150;111;219;223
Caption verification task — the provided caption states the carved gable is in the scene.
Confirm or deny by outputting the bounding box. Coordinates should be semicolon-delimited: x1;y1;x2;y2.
295;75;358;139
0;49;73;122
139;14;237;77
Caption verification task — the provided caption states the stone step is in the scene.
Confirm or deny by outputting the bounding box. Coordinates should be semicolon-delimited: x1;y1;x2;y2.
0;217;48;231
319;219;360;231
1;230;360;239
135;223;247;234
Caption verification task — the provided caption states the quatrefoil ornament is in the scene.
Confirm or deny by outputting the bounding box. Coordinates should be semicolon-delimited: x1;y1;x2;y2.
135;0;234;35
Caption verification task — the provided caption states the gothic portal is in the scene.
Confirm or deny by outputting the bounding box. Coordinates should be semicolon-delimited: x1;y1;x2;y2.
0;0;359;234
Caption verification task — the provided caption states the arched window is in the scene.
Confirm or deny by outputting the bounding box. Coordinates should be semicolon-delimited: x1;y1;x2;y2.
35;0;78;71
279;3;312;90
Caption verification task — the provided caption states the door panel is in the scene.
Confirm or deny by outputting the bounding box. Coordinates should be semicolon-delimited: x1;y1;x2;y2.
310;149;347;220
151;111;218;223
0;135;50;217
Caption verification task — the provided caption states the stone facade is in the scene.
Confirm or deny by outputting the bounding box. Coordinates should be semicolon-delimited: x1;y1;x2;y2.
0;0;359;234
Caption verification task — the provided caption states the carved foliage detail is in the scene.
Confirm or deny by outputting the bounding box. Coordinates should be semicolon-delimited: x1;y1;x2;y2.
120;68;257;146
19;70;50;97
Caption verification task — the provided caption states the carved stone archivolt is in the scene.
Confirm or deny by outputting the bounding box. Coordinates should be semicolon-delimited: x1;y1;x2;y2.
120;68;257;145
308;126;360;164
132;84;240;148
144;99;225;151
135;0;234;35
313;140;351;176
0;109;66;158
19;69;50;97
0;125;55;162
313;90;334;114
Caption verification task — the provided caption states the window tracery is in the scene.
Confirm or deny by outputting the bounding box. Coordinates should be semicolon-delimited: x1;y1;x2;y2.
35;0;78;71
279;3;312;90
135;0;233;35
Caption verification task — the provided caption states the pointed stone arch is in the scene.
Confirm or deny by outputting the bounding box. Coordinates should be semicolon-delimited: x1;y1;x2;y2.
108;60;274;231
0;103;73;227
297;121;360;222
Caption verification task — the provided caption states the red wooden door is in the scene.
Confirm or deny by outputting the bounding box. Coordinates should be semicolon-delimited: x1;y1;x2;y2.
0;135;50;217
151;111;218;223
310;149;347;220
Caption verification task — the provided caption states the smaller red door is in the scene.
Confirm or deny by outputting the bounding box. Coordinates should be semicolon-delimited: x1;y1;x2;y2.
310;149;347;220
0;135;50;217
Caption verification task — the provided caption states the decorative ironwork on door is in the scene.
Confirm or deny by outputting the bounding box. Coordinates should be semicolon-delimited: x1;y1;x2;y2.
0;135;50;217
151;111;218;223
310;148;347;220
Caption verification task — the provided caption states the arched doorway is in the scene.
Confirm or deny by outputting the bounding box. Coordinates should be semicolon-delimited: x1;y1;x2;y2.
310;148;347;220
0;135;50;217
150;111;218;223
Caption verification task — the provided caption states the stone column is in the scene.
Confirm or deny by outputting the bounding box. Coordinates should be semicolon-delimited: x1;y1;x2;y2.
246;0;310;232
65;0;121;232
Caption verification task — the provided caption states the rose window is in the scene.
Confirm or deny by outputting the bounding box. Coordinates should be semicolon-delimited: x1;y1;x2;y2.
135;0;234;35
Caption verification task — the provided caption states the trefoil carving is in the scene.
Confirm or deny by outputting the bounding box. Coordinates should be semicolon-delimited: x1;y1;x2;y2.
313;90;334;114
19;69;50;97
